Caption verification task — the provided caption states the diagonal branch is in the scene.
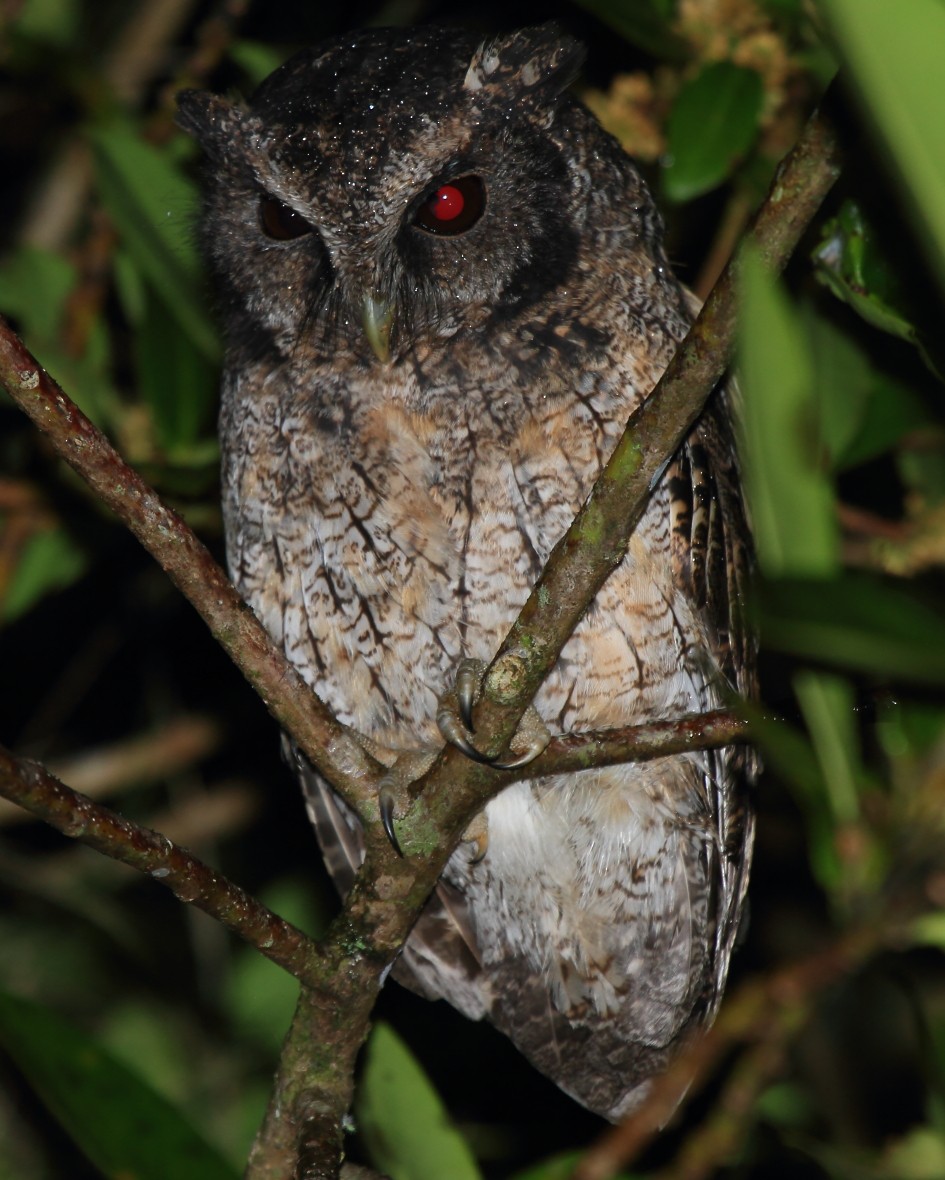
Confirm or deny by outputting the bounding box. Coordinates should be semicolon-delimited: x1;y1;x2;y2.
0;741;322;982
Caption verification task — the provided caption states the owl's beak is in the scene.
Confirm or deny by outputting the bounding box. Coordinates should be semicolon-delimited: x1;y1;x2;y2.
361;294;393;364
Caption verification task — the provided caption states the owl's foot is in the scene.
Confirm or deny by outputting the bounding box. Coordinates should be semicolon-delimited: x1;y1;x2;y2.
437;657;550;770
377;748;490;860
377;657;549;856
377;749;437;856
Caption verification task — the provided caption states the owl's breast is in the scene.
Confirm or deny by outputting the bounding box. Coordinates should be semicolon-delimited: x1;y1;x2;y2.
221;357;698;749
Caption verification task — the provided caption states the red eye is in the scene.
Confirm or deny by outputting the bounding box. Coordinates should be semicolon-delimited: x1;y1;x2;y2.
259;196;314;241
413;175;485;236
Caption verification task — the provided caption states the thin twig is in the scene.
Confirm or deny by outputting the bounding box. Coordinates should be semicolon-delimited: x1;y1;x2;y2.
0;742;322;984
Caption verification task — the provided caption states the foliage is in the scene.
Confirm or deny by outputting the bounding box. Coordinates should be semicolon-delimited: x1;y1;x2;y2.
1;1;944;1178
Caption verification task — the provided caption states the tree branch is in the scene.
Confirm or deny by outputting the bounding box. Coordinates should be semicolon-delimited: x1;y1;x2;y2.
0;741;322;983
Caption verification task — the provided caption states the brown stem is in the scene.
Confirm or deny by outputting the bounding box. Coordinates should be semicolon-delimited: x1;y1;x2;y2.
530;709;751;778
0;742;322;983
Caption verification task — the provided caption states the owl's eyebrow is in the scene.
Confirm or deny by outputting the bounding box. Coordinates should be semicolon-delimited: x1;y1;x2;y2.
411;154;482;199
250;175;316;218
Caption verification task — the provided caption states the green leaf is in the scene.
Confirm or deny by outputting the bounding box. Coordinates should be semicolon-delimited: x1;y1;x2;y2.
760;573;945;686
911;913;945;952
570;0;686;60
801;300;873;469
743;703;844;891
801;297;936;472
663;62;764;202
0;246;119;424
738;246;838;577
2;526;88;622
820;0;945;295
882;1127;945;1179
89;122;220;362
0;245;74;341
0;988;240;1180
135;282;218;452
357;1022;482;1180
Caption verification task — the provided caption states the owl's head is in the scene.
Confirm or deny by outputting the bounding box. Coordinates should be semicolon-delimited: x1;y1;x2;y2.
176;25;634;367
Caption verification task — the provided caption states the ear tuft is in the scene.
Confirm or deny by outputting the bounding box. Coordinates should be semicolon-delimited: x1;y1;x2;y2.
463;25;585;104
176;91;250;159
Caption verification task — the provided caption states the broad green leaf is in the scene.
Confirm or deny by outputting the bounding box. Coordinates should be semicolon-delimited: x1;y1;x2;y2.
760;573;945;686
755;1081;815;1130
882;1127;945;1178
0;246;118;423
663;62;763;202
738;246;838;577
802;299;937;473
0;245;74;341
2;526;88;622
0;988;240;1180
801;300;873;469
135;282;218;452
744;703;843;891
820;0;945;294
570;0;686;60
357;1022;482;1180
898;443;945;506
90;123;220;362
839;374;931;472
911;914;945;952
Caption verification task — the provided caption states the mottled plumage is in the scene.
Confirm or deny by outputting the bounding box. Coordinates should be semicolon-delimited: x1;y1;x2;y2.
178;24;755;1121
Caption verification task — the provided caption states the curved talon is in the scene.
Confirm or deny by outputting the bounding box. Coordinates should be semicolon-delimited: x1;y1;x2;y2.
437;705;491;764
490;742;547;771
455;660;481;732
378;784;403;857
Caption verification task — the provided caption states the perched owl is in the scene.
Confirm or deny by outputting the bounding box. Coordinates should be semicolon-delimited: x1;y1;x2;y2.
177;24;755;1122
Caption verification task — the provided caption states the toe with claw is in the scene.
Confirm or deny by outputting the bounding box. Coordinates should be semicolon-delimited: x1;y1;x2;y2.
437;657;551;770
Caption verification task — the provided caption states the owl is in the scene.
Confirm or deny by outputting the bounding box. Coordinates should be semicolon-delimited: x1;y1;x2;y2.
177;24;755;1122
